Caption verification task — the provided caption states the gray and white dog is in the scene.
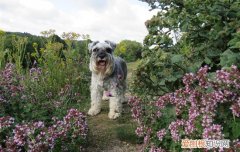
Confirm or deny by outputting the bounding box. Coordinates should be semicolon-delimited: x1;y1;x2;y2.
88;40;127;119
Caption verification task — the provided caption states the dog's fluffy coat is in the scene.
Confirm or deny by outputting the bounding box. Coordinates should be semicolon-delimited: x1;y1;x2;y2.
88;40;127;119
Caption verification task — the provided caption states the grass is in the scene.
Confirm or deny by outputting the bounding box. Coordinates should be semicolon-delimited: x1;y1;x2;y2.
115;124;140;144
86;102;140;151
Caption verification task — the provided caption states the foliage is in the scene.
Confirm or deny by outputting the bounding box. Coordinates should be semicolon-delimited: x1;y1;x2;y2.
0;29;91;150
0;30;6;68
11;36;28;71
0;109;88;151
115;40;143;62
132;0;240;98
0;30;90;69
62;32;81;51
0;61;89;150
129;66;240;151
40;29;56;39
26;50;90;119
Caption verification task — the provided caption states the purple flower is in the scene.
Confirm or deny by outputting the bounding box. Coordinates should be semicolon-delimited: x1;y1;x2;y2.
230;97;240;117
0;116;14;129
1;109;88;151
202;124;223;139
128;65;240;151
135;126;144;137
168;119;185;142
150;147;166;152
157;129;166;141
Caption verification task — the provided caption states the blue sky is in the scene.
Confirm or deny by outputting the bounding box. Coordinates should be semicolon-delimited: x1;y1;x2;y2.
0;0;157;43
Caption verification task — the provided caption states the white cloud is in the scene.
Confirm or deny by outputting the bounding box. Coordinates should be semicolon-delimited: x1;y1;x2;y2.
0;0;157;43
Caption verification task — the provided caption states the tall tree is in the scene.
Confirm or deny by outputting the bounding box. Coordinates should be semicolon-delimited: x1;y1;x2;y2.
132;0;240;97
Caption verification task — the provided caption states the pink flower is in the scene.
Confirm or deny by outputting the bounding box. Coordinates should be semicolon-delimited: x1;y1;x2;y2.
0;116;14;129
157;129;166;141
135;126;144;137
202;124;224;139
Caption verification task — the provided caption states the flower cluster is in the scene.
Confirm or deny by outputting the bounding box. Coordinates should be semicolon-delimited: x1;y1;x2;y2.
230;97;240;117
1;63;15;83
0;116;14;130
0;63;24;103
0;109;88;151
128;96;143;123
168;120;185;142
233;139;240;150
156;129;166;141
129;65;240;151
150;146;166;152
202;124;223;139
29;67;42;81
135;126;144;137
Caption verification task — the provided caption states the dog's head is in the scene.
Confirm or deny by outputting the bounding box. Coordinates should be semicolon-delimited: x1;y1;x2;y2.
88;40;116;75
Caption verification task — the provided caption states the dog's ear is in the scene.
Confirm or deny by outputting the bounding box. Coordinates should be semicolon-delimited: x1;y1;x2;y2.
88;41;99;53
105;40;116;50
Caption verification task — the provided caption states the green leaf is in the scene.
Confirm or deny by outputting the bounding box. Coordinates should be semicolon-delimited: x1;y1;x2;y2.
220;50;240;67
207;49;222;57
187;61;203;73
232;122;240;138
167;75;178;81
204;57;211;64
171;55;183;64
150;75;158;83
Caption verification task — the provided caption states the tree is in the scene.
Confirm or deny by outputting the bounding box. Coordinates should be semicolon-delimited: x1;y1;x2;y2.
132;0;240;97
0;29;6;68
114;40;143;62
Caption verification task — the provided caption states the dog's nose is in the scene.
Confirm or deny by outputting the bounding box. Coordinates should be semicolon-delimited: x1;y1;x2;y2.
98;53;106;59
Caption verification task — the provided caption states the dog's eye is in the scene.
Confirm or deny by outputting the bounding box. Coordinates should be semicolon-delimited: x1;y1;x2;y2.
93;48;99;52
106;48;112;53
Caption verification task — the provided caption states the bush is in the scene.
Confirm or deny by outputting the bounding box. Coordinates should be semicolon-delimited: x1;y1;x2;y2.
0;32;91;150
132;0;240;98
0;109;88;151
0;61;89;150
23;63;90;121
114;40;143;62
129;66;240;151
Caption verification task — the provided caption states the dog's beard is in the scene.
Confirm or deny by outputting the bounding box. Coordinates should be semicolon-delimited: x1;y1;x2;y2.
97;59;107;70
90;55;114;77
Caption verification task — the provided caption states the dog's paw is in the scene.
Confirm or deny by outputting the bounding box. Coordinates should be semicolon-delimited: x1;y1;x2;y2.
88;108;101;116
108;112;121;119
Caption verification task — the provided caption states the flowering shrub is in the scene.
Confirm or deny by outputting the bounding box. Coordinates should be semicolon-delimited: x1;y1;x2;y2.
0;63;23;102
0;109;88;151
22;49;90;120
0;59;90;150
0;63;26;120
0;31;91;150
129;65;240;151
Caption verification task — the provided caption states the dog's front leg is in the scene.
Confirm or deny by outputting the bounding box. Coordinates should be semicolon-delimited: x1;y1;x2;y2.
108;91;123;119
88;82;103;116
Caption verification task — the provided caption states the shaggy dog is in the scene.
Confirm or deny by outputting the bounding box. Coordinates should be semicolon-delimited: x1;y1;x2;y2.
88;40;127;119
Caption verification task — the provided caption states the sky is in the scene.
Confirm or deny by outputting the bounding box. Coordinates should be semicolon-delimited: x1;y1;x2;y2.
0;0;157;43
